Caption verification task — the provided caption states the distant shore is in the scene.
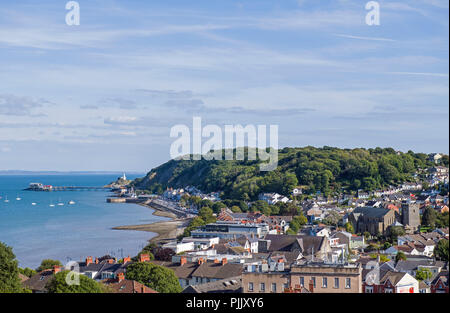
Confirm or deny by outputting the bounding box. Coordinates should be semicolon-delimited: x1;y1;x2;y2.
112;201;192;243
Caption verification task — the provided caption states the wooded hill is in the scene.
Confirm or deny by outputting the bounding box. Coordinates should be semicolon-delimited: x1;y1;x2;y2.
132;146;448;200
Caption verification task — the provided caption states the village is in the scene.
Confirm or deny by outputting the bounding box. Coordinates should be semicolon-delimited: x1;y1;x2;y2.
19;159;449;294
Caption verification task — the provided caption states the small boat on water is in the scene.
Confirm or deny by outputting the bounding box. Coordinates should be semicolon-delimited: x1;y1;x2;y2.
57;198;64;206
68;200;76;205
31;202;37;206
16;195;22;201
4;196;9;203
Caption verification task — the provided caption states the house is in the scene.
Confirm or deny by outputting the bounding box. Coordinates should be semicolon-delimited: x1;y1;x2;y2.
181;237;220;250
290;262;362;293
262;234;332;262
363;271;419;293
151;257;243;289
76;256;127;281
22;266;60;293
258;193;290;205
431;271;449;293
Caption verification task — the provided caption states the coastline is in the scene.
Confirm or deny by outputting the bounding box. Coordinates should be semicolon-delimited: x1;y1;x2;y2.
112;201;192;244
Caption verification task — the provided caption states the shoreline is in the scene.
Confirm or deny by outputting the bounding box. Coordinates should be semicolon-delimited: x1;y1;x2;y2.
112;201;192;244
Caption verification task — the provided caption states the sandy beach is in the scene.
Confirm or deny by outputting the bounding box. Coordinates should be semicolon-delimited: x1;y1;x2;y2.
112;202;192;243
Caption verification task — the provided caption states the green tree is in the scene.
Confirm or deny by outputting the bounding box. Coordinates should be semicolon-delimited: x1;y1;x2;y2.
0;241;23;293
46;270;105;293
126;262;182;293
212;202;227;214
198;207;216;224
388;226;405;244
422;207;437;228
230;205;242;213
37;259;62;272
323;211;341;226
19;267;37;278
345;222;354;234
415;268;433;281
395;251;407;262
434;239;449;261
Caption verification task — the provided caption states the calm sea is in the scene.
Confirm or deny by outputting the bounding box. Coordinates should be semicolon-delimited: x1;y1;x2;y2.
0;174;167;269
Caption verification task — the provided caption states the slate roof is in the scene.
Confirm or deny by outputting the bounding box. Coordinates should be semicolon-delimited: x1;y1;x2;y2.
352;206;391;218
263;234;325;255
192;262;244;279
431;271;448;287
395;259;435;272
22;270;54;292
380;271;408;286
182;276;242;293
109;279;158;293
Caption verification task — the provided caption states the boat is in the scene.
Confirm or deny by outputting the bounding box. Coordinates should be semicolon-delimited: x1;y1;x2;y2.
16;197;22;201
68;200;76;205
31;202;37;206
4;196;9;203
57;198;64;206
49;200;55;207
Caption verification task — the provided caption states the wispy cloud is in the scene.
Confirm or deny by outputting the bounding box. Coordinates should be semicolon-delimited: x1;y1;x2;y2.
335;34;397;42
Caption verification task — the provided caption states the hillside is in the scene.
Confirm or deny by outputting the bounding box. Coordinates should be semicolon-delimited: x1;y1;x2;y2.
132;146;448;200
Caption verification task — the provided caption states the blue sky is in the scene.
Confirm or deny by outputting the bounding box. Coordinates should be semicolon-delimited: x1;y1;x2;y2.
0;0;448;171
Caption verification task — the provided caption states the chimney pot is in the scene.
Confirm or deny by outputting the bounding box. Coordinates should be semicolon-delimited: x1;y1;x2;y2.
221;258;227;266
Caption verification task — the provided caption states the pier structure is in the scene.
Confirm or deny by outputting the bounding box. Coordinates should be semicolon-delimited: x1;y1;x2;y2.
25;183;110;192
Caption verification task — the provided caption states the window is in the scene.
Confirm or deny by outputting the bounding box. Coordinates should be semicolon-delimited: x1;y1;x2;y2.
322;277;327;288
300;277;304;287
334;278;339;289
345;278;351;289
311;277;316;288
272;283;277;292
260;283;265;292
248;282;254;292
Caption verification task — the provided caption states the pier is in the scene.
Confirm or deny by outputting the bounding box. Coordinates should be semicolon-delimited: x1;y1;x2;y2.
25;183;111;192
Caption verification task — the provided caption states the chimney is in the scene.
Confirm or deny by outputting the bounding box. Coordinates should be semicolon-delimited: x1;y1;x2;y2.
309;280;314;293
140;254;150;263
95;258;99;264
123;256;131;264
53;265;61;274
198;257;204;265
86;256;93;266
221;258;227;266
108;259;114;264
180;256;187;266
141;286;146;293
214;258;220;264
117;272;125;282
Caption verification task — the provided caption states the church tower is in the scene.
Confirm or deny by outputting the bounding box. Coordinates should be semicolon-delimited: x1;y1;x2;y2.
402;201;420;233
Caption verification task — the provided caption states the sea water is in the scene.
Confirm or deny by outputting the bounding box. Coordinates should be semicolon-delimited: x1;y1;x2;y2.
0;174;166;268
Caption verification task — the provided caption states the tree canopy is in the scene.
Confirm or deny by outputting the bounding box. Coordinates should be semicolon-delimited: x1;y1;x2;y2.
0;241;23;293
46;270;105;293
37;259;62;272
125;262;182;293
134;146;435;200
